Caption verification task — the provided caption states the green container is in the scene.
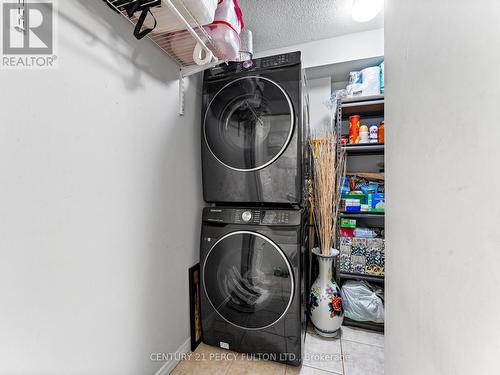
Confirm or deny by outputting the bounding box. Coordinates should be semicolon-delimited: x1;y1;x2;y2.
340;218;357;228
341;193;367;204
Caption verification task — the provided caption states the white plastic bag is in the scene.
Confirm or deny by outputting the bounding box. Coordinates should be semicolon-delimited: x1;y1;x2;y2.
195;0;244;63
345;66;381;97
380;61;385;93
341;280;384;323
360;66;381;96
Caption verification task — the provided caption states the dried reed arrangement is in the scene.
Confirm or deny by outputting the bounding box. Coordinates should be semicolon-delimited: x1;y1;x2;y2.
309;131;346;256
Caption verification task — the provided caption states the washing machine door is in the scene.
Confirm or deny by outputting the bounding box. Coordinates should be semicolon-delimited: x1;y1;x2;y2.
203;231;294;330
204;76;295;172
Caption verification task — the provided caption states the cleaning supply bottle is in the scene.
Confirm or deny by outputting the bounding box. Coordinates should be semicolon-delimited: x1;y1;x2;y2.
378;121;385;143
359;125;369;144
369;123;378;143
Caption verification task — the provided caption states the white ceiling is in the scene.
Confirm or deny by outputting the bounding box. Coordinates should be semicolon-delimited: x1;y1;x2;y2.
238;0;384;52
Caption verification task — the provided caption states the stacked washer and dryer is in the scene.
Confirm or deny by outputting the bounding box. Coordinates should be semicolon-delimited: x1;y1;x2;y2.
199;51;309;366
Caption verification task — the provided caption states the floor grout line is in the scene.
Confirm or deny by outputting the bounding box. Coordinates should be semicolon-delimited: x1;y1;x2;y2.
340;338;346;375
303;362;344;375
302;364;343;374
222;355;237;375
340;337;384;349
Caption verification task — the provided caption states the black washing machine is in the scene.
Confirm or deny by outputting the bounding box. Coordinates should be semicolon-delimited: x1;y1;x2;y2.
202;51;307;205
200;206;308;366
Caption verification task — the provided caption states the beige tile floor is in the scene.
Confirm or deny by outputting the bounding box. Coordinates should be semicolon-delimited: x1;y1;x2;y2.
171;325;384;375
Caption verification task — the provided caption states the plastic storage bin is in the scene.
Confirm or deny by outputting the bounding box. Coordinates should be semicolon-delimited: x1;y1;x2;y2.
167;0;244;65
140;0;218;34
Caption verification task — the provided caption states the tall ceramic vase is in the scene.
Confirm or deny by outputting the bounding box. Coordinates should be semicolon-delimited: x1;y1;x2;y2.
309;248;344;337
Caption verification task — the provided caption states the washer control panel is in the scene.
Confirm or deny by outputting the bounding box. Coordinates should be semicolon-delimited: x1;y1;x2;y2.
260;210;291;225
203;207;301;226
234;209;261;224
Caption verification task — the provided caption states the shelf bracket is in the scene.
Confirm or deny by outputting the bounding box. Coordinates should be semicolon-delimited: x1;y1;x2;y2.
178;71;185;116
176;60;230;116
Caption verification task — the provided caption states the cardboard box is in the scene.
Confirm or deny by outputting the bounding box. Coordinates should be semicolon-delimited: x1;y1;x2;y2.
340;198;360;212
339;236;385;276
368;193;385;212
341;193;367;204
340;218;357;228
340;237;352;254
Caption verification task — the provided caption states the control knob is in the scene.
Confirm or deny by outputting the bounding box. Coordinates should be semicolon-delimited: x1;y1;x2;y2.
241;211;252;222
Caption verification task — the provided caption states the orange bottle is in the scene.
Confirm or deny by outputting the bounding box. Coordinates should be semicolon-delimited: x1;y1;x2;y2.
349;115;361;144
378;121;385;143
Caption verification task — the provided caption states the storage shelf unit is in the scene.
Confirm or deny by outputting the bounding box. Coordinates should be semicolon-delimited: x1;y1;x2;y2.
343;317;384;333
342;143;384;154
103;0;230;114
105;0;222;75
336;95;385;333
339;272;384;284
340;212;384;218
341;95;384;118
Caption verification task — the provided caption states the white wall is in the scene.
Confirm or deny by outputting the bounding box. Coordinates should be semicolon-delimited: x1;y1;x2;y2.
255;28;384;69
0;1;202;374
306;77;332;133
385;1;500;374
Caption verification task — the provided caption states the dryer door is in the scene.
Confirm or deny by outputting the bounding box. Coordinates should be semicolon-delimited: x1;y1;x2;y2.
203;231;294;330
204;76;295;172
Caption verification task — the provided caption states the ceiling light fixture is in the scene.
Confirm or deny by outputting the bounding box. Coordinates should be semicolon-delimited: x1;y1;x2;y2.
352;0;383;23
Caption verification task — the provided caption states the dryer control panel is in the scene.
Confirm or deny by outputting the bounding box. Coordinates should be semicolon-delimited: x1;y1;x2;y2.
203;207;302;226
204;51;301;80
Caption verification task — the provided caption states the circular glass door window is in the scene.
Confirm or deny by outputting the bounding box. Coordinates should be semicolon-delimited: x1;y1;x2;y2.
204;76;294;171
203;231;294;330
